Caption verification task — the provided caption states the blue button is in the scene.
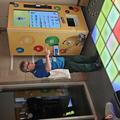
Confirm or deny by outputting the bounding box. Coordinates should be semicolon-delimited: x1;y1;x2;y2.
16;47;24;53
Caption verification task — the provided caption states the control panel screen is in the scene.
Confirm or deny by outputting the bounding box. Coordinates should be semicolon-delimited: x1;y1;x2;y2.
30;11;60;28
13;10;60;28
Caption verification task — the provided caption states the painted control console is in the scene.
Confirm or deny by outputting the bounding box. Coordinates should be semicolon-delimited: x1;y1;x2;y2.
7;2;89;56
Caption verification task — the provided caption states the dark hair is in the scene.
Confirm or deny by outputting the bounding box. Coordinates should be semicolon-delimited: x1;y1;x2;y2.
19;61;28;72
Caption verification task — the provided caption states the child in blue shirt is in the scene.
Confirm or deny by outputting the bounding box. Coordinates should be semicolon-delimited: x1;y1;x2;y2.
20;48;101;78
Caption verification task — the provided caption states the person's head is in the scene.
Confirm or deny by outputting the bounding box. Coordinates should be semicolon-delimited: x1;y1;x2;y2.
20;61;35;72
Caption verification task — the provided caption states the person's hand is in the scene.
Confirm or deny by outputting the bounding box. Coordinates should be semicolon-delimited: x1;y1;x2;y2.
44;47;52;71
45;47;50;57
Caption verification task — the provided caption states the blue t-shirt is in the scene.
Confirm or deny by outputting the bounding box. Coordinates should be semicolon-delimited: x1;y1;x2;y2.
51;57;64;69
31;57;65;78
31;59;50;78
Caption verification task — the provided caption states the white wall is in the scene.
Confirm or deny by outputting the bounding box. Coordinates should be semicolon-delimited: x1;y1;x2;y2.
0;0;78;27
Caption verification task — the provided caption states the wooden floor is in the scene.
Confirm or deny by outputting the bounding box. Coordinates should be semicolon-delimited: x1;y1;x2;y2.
0;32;88;88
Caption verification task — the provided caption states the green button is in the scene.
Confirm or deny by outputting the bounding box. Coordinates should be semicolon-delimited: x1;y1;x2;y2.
45;36;60;46
54;6;61;11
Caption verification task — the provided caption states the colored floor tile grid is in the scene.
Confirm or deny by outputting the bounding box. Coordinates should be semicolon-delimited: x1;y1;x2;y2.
92;0;120;92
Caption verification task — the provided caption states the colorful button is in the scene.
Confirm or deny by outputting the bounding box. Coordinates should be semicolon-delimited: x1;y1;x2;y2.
45;36;59;46
16;47;24;53
34;45;43;52
60;49;66;54
54;6;61;11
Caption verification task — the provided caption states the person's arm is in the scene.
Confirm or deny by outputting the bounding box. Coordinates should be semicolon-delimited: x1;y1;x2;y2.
45;47;51;72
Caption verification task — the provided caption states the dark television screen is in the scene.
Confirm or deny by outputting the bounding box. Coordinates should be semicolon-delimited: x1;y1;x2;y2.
24;85;92;119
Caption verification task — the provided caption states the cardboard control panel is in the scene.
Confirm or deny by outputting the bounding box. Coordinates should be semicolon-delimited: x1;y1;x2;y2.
7;2;89;56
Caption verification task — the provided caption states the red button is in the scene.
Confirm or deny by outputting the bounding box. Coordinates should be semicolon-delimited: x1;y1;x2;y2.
34;45;43;52
60;49;66;53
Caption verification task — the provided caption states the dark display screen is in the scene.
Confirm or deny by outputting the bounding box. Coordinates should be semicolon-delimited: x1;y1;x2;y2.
15;85;93;119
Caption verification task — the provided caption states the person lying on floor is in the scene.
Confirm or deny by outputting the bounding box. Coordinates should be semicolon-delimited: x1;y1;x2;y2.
20;48;102;78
